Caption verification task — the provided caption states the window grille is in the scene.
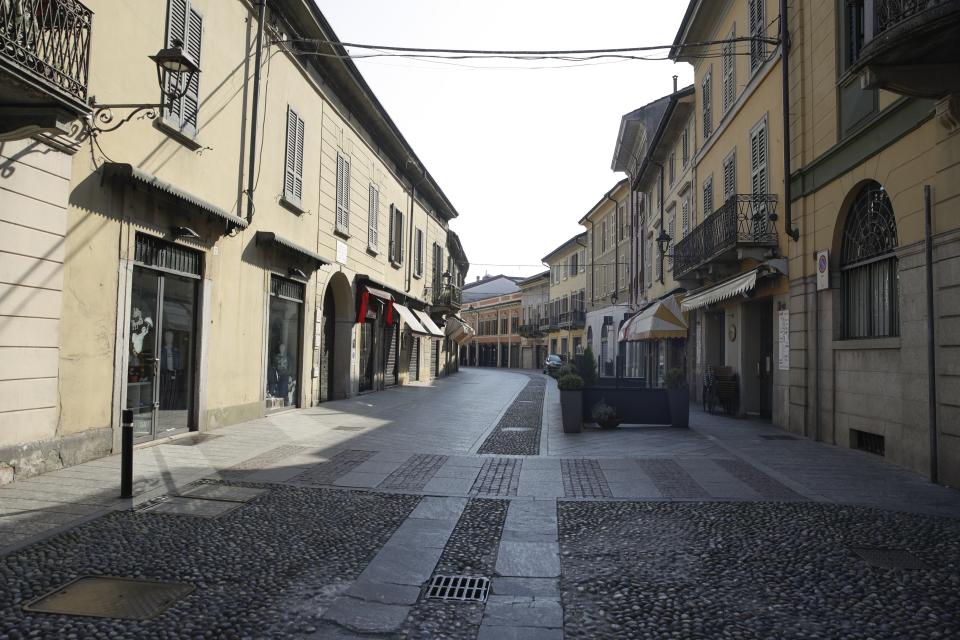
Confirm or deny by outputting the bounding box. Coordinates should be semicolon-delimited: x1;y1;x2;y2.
271;275;304;302
135;233;202;277
840;182;899;338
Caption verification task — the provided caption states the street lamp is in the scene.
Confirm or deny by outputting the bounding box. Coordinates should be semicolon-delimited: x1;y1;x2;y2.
656;229;673;284
84;39;201;135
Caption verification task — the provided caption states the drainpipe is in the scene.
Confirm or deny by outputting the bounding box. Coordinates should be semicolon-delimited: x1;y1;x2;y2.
813;256;820;442
925;185;939;484
655;162;665;283
245;0;266;224
780;0;799;241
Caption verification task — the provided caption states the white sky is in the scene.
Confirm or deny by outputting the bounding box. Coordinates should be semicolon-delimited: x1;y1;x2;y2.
316;1;694;282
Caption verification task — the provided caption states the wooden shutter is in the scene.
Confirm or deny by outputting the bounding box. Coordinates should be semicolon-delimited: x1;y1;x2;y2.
750;0;764;70
702;74;712;138
579;248;585;273
703;176;714;218
180;7;202;137
751;122;768;196
164;0;187;128
723;152;736;201
336;154;350;233
284;107;304;206
368;185;379;250
722;28;735;112
395;209;404;263
388;204;396;262
682;197;690;235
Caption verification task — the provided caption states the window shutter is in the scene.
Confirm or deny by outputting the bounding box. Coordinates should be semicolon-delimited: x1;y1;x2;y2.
722;28;735;112
750;0;765;70
724;153;736;201
703;177;714;218
336;154;350;233
579;249;585;273
180;7;202;137
164;0;187;128
284;107;304;206
368;185;379;250
751;123;767;195
702;74;712;138
682;197;690;235
388;204;396;262
397;210;404;262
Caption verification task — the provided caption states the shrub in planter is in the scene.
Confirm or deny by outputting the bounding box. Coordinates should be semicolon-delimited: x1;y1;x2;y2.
665;367;689;428
557;373;583;433
591;398;621;429
580;346;598;387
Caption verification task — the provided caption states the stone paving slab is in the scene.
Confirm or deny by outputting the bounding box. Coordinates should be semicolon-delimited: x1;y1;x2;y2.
477;626;564;640
496;541;561;578
491;577;560;598
322;598;410;634
482;595;564;628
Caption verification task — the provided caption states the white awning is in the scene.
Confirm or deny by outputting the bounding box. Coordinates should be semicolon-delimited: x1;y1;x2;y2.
680;269;759;312
393;303;428;335
446;316;476;345
619;294;688;342
413;309;444;337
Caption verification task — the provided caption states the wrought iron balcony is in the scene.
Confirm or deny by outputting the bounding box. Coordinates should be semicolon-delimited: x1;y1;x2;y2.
426;283;462;313
550;310;586;330
538;317;551;332
672;194;779;280
518;323;544;338
0;0;92;116
854;0;960;98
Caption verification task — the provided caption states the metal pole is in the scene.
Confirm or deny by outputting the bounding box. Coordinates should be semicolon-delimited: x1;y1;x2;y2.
245;0;266;223
120;408;133;498
924;185;939;484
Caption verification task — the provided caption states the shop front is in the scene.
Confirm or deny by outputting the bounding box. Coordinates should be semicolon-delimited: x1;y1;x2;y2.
619;294;688;387
265;275;305;412
356;285;395;393
126;234;202;442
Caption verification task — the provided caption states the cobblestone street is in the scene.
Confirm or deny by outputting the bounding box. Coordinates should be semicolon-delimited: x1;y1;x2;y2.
2;368;959;639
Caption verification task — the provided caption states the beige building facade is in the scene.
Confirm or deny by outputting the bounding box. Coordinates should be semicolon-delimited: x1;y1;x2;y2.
0;0;466;482
542;233;587;358
517;271;549;370
460;293;522;368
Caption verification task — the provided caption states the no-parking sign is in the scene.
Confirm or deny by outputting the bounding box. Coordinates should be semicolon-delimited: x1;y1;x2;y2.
816;250;830;291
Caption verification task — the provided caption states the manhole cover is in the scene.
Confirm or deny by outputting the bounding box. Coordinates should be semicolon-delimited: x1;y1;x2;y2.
22;576;194;620
335;426;364;432
166;433;222;446
426;575;490;602
760;435;797;440
852;548;930;570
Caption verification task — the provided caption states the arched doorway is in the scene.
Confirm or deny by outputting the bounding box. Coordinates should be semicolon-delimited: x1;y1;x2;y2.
320;272;353;401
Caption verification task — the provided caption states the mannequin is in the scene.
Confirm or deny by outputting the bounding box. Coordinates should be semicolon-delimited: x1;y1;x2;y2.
130;307;154;362
274;343;289;404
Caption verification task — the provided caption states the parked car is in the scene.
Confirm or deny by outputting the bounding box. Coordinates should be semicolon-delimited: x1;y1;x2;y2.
543;354;563;374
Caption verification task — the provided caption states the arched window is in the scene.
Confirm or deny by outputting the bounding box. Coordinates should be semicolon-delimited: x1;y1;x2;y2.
840;181;899;338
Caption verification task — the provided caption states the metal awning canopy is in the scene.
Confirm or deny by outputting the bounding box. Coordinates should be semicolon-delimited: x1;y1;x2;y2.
102;163;248;230
620;294;688;342
363;285;394;302
393;303;428;334
413;309;444;337
680;269;760;312
256;231;329;267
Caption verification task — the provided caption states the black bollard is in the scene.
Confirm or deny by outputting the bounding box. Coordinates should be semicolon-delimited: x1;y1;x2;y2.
120;408;133;498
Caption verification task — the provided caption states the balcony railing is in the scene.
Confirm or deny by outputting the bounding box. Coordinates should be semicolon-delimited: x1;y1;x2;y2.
426;283;462;311
672;194;779;279
0;0;92;105
550;310;586;330
519;323;544;338
868;0;951;36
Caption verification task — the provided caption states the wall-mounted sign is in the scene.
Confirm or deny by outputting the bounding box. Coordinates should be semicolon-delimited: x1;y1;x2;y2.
336;240;348;265
778;308;790;371
816;249;830;291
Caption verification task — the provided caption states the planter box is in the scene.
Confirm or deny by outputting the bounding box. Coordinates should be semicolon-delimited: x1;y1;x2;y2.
667;388;690;428
582;387;670;425
560;389;582;433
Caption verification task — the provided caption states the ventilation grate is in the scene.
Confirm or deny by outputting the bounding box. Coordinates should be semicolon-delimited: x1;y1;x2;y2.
851;429;885;456
760;435;797;440
426;575;490;602
852;547;929;571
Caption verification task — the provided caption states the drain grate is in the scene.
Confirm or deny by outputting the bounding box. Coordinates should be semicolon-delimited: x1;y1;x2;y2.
22;576;194;620
760;435;797;440
426;575;490;602
852;547;930;571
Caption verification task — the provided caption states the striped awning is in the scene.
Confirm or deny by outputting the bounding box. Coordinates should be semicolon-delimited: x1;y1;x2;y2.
680;269;759;312
619;294;688;342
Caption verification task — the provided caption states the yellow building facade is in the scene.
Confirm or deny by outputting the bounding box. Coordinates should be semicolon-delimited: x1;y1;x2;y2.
542;233;587;358
0;0;466;481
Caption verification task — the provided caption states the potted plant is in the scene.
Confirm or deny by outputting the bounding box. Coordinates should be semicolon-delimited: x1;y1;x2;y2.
557;373;583;433
665;368;689;428
591;398;621;429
